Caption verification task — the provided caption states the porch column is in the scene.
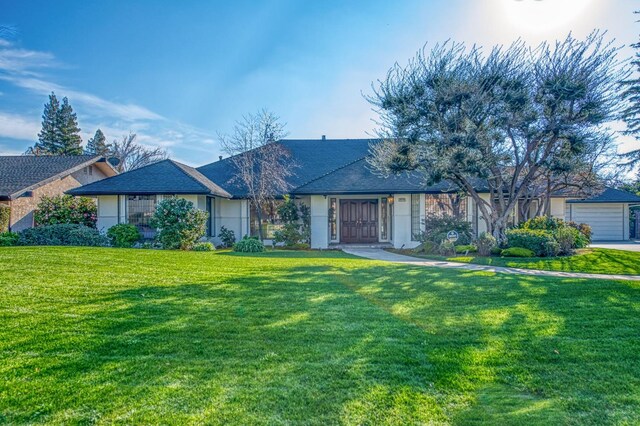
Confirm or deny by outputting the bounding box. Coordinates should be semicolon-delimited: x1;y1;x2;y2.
310;195;329;249
240;199;250;237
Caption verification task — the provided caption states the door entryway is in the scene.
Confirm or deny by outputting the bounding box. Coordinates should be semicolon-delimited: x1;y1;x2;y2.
340;199;378;243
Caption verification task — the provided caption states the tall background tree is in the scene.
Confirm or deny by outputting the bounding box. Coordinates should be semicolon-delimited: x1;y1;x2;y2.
620;11;640;167
368;32;625;240
85;129;110;156
109;132;168;172
220;109;293;240
29;93;83;155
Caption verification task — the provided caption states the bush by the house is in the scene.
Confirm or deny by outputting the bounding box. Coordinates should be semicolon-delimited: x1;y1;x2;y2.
416;214;473;245
107;224;141;248
219;226;236;248
520;216;564;232
413;241;438;254
505;228;558;257
567;221;592;246
150;198;208;250
501;247;535;257
0;231;19;246
476;232;497;256
18;224;108;246
0;205;10;232
438;240;455;256
490;247;503;256
233;236;265;253
34;195;97;228
192;242;215;251
455;244;477;254
555;226;581;255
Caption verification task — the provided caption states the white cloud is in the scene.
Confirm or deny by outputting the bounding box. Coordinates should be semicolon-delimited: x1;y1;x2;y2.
0;111;39;141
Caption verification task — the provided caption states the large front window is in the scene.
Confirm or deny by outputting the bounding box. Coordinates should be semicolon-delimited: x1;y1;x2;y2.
425;194;468;219
127;195;157;238
249;200;284;238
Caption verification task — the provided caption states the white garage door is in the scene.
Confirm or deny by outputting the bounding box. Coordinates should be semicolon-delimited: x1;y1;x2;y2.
565;203;626;241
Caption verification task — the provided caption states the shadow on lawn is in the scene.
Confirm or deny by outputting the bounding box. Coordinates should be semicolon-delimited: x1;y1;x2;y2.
7;262;640;424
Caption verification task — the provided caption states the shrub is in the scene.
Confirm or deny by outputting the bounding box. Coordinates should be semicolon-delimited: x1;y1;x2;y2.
0;205;10;232
219;226;236;248
476;232;497;256
150;198;208;250
107;224;141;248
490;247;503;256
502;247;535;257
34;195;97;228
438;240;455;256
455;244;477;254
567;221;592;246
233;236;265;253
413;241;438;254
555;226;580;255
274;223;303;246
18;224;108;246
192;242;215;251
520;216;564;232
505;228;557;257
416;214;473;245
0;231;19;246
273;196;310;246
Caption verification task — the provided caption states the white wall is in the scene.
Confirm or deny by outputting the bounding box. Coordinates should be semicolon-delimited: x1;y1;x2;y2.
391;194;418;249
96;195;118;232
215;198;248;242
549;197;565;219
310;195;329;249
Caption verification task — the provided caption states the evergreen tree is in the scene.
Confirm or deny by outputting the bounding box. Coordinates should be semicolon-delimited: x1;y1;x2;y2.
85;129;110;156
29;93;83;155
620;11;640;165
31;92;60;155
57;97;83;155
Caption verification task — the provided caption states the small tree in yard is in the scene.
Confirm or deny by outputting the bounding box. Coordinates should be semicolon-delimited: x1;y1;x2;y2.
150;198;208;250
368;32;626;241
34;195;97;228
220;109;294;240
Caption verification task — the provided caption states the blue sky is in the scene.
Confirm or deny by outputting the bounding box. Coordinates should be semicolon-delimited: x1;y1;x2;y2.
0;0;637;164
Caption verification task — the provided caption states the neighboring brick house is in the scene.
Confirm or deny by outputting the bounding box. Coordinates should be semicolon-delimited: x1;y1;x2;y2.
0;155;117;232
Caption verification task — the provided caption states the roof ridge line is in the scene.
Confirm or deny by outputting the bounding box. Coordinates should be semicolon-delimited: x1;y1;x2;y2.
170;160;232;198
292;156;367;192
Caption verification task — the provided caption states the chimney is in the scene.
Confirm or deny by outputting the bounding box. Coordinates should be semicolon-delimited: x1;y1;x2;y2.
219;155;223;161
321;135;326;141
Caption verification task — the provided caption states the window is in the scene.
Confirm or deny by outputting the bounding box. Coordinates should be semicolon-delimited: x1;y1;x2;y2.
380;198;388;240
249;200;284;238
329;198;337;240
127;195;157;238
425;194;468;219
411;194;421;240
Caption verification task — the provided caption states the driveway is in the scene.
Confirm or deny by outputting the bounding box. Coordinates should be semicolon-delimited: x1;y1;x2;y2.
590;241;640;252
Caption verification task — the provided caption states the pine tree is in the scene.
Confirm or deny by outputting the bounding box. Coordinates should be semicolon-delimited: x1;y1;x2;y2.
31;92;60;155
57;97;83;155
86;129;110;156
620;11;640;165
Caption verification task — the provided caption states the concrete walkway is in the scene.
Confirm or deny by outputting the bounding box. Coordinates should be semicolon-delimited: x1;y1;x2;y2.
342;248;640;282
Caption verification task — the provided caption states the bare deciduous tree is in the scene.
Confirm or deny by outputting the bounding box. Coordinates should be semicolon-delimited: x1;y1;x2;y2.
110;132;168;172
220;110;294;240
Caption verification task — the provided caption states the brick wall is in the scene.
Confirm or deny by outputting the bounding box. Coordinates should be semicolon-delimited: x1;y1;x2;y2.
9;164;109;232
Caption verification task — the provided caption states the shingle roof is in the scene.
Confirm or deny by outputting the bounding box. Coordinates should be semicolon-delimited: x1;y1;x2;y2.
197;139;375;197
67;159;231;197
292;158;463;194
0;155;105;199
566;187;640;204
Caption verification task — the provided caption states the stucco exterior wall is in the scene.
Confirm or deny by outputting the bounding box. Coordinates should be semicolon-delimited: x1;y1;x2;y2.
10;165;109;232
391;194;418;249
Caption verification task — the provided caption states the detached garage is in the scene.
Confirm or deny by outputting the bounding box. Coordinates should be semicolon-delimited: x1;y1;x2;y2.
565;188;640;241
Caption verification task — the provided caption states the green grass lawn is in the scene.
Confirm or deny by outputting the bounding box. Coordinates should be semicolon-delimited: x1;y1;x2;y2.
1;247;640;424
389;248;640;275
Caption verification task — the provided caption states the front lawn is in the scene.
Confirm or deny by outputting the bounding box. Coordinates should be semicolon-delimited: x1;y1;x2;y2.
1;247;640;424
390;247;640;275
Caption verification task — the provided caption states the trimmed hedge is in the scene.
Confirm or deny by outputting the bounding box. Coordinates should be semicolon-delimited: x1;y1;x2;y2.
192;242;215;251
505;228;558;257
0;231;19;246
107;224;142;248
34;195;97;228
18;224;108;247
455;244;477;254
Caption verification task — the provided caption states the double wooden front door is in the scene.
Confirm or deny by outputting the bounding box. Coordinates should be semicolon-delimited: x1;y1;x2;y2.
340;199;378;243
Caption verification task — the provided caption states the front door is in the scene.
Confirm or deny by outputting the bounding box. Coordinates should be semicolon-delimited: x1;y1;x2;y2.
340;199;378;243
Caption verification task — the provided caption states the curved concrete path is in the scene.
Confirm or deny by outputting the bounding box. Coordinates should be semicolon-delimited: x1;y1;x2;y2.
342;248;640;282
